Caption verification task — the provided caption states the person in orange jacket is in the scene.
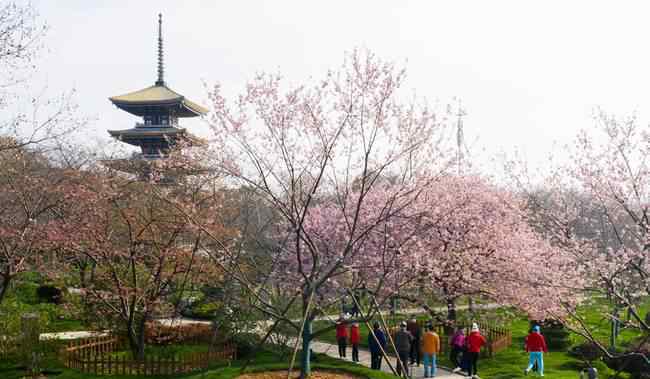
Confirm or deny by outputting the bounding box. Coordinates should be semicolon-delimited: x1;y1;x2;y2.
524;325;548;376
466;323;487;379
421;324;440;377
350;322;361;362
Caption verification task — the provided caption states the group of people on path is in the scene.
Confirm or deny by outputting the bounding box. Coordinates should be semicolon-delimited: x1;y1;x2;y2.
394;319;441;377
335;315;552;379
335;316;445;377
445;323;488;378
336;319;362;362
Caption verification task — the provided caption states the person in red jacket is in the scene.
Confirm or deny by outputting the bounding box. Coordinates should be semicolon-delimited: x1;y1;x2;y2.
524;325;548;376
350;322;361;362
466;323;487;379
336;315;348;358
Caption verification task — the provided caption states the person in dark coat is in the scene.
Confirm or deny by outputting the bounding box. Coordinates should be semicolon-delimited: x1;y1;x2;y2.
407;318;422;366
368;321;387;370
394;321;413;376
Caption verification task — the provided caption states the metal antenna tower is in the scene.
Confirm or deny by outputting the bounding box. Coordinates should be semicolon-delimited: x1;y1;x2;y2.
455;100;468;175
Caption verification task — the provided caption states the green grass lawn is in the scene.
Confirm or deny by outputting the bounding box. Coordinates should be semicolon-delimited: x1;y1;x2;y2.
310;297;650;378
0;350;398;379
107;344;211;359
3;274;648;379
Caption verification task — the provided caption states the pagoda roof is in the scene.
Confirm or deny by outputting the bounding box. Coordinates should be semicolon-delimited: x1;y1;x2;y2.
107;126;206;147
109;84;208;117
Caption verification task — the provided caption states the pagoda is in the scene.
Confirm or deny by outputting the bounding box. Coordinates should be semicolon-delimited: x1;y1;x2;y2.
107;14;207;165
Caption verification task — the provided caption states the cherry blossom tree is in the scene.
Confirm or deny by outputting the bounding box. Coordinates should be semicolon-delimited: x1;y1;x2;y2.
50;165;238;360
387;175;582;324
506;110;650;371
0;142;79;304
207;49;451;377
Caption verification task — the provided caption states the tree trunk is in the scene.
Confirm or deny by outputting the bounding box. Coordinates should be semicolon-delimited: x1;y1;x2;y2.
77;262;87;288
0;274;11;305
610;307;620;351
300;319;312;379
126;316;147;361
136;316;146;361
447;298;457;322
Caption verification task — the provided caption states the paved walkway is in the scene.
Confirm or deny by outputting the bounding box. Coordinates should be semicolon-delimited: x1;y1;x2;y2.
40;330;110;341
307;338;460;378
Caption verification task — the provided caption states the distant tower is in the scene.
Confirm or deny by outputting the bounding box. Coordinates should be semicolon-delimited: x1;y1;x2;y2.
107;14;207;165
455;100;469;175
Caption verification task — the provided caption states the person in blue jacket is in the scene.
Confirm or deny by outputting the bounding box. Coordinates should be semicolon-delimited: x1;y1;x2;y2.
368;322;387;370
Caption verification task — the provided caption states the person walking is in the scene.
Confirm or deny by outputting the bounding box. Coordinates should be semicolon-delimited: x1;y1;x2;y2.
580;366;598;379
336;315;348;358
422;324;440;378
350;322;361;362
467;323;487;379
450;327;466;372
524;325;548;376
407;318;422;366
394;321;413;376
368;321;387;370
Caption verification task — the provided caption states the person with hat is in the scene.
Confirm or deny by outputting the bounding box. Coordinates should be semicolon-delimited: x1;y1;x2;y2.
394;321;413;376
350;322;361;362
467;323;487;379
524;325;548;376
368;321;387;370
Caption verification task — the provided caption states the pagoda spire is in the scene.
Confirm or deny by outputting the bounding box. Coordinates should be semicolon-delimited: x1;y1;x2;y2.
156;13;165;86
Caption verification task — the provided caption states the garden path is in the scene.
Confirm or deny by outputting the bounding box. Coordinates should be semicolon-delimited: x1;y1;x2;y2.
39;330;110;340
306;338;461;378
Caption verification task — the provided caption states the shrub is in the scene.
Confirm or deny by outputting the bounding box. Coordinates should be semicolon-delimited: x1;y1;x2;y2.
535;319;570;350
13;280;40;305
144;322;222;346
231;332;260;359
189;302;220;320
36;285;63;304
0;300;52;357
568;341;606;362
617;339;650;379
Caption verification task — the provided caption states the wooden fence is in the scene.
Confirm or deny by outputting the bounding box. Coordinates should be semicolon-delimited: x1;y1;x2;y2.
390;320;512;357
60;334;236;376
472;321;512;356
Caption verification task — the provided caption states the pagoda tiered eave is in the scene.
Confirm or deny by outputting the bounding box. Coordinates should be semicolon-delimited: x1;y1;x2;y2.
107;126;206;147
109;84;208;117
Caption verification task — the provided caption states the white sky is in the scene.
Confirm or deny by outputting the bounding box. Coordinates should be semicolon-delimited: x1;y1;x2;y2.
28;0;650;167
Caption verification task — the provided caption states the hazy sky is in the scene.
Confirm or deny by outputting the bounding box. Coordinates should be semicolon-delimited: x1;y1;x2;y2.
28;0;650;166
